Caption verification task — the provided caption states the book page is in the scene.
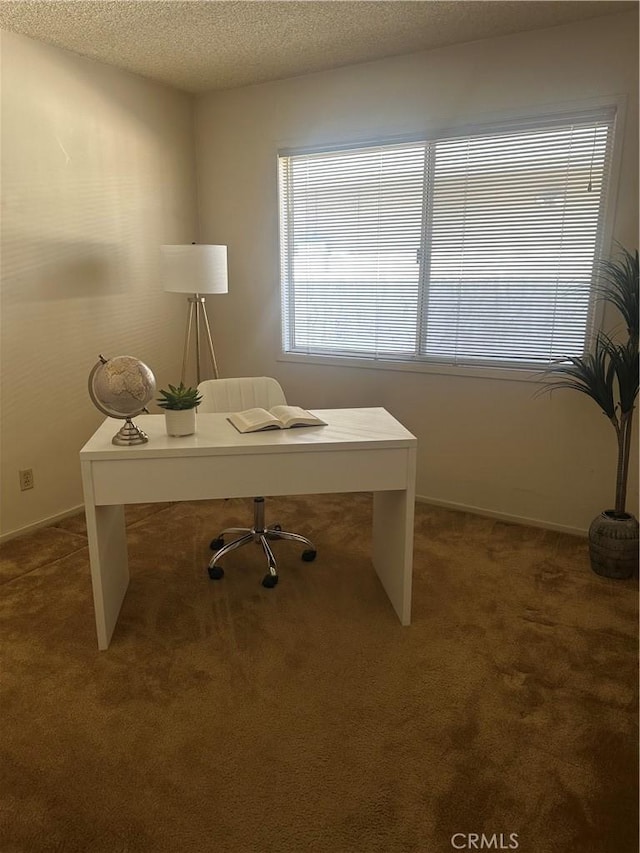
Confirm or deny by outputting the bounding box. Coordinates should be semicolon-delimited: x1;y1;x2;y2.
227;408;281;433
270;405;326;428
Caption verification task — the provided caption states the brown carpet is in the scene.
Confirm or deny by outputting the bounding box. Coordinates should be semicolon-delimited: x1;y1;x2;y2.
0;494;637;853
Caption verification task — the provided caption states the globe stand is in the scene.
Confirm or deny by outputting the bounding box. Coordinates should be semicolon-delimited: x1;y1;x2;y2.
111;418;149;446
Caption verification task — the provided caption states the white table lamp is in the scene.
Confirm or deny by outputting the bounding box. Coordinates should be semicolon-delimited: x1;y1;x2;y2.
161;244;228;384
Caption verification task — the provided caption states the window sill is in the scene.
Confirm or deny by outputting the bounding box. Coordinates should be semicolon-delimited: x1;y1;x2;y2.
277;352;545;384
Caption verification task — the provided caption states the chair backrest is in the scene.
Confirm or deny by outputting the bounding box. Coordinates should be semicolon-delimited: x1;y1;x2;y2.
197;377;287;413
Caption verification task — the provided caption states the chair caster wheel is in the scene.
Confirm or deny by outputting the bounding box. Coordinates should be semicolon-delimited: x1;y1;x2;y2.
208;566;224;580
301;549;317;562
262;574;278;588
210;537;224;550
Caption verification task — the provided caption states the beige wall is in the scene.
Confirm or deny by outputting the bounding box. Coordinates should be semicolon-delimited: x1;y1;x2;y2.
1;13;637;540
195;11;639;533
1;31;198;537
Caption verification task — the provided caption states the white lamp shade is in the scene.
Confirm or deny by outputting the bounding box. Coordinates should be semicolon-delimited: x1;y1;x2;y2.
161;244;228;294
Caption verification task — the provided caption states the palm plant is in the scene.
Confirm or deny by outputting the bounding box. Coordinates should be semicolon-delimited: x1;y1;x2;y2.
542;246;639;516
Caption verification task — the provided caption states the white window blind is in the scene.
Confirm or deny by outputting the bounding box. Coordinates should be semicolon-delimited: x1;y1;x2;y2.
278;107;615;368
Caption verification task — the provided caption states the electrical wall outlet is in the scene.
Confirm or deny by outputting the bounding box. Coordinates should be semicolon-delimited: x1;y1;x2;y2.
19;469;34;491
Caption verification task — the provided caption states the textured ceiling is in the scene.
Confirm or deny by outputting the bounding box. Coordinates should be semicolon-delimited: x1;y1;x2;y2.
0;0;636;93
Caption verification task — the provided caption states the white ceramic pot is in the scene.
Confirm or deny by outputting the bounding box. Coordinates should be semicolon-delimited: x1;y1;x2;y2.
164;408;196;437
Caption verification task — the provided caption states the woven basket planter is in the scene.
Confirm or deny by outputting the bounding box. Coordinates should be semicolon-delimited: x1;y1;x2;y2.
588;511;639;579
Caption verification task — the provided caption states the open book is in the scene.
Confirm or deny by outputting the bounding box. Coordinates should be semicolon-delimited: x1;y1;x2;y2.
227;405;327;434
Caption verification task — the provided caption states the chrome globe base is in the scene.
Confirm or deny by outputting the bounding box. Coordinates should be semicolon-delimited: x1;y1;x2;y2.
111;418;149;446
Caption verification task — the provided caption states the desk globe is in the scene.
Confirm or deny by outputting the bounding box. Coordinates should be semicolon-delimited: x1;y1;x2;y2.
88;355;156;445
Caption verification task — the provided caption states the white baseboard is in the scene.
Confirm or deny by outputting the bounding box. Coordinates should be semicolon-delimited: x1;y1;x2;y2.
0;504;85;544
415;494;588;538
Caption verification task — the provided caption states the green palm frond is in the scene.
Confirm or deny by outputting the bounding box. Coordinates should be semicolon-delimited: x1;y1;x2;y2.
542;333;616;419
597;246;639;340
539;245;638;514
604;335;640;415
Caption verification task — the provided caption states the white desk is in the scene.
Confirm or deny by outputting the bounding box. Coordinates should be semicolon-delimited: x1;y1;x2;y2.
80;407;417;649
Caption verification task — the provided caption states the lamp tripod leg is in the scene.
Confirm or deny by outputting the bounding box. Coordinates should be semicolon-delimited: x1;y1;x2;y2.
200;300;220;380
194;297;203;386
181;300;196;386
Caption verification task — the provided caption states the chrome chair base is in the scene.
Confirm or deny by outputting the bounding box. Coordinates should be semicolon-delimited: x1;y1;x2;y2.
208;497;316;588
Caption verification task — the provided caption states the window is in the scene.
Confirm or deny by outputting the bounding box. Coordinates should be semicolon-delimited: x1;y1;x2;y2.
278;107;616;370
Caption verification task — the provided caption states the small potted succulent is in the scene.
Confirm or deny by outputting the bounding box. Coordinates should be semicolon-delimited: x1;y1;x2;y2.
156;382;202;436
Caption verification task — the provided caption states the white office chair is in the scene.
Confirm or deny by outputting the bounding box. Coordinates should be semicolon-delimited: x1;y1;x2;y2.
197;377;317;588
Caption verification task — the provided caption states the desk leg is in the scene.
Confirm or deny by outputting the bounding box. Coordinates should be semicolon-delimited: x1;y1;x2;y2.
83;497;129;650
372;449;416;625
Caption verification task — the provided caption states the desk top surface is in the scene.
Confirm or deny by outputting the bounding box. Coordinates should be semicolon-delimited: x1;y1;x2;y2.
80;407;416;461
